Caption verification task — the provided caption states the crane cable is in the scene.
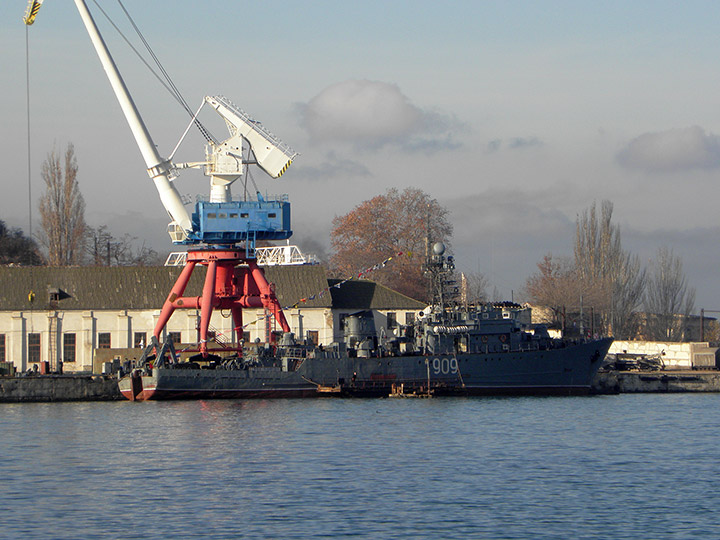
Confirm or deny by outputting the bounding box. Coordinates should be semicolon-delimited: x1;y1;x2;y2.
24;21;36;341
89;0;217;144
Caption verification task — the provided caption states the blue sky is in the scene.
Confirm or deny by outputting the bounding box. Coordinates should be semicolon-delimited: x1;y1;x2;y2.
2;1;720;309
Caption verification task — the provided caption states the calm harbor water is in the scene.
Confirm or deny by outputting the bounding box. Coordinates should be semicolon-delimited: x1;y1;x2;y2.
1;394;719;539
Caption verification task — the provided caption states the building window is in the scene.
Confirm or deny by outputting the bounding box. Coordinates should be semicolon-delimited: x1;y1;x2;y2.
98;332;111;349
386;312;397;329
169;332;182;345
405;312;415;325
134;332;147;348
0;334;5;362
242;331;251;342
28;333;41;363
63;333;76;363
307;330;319;345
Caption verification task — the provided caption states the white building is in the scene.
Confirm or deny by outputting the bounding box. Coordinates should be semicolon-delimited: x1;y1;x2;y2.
0;265;425;374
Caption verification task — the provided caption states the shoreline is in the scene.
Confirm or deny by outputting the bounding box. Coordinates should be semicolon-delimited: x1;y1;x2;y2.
2;370;719;402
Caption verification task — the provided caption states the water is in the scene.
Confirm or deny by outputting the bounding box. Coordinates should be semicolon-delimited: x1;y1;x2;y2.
1;394;719;539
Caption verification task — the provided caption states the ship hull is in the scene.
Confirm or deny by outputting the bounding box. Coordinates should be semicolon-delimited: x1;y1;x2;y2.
119;338;612;401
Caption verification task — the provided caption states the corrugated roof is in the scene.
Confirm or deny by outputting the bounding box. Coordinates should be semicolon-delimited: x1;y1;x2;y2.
263;264;331;309
0;265;422;311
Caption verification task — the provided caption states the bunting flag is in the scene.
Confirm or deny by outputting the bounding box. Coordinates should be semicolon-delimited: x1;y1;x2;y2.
230;250;410;332
187;248;414;347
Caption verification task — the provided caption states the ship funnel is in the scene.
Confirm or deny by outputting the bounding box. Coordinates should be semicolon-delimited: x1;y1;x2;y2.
343;310;377;351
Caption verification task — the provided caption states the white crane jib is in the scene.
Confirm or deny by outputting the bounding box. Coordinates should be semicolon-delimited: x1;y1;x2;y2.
203;95;297;203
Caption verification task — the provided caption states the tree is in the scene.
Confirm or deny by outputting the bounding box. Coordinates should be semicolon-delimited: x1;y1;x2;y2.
330;187;453;301
462;271;489;304
526;200;646;338
525;254;581;324
573;200;646;338
87;225;163;266
38;143;87;265
0;220;43;265
643;246;696;341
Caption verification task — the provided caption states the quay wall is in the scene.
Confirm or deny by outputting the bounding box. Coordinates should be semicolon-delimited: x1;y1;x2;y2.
0;375;122;402
592;370;720;394
609;341;718;369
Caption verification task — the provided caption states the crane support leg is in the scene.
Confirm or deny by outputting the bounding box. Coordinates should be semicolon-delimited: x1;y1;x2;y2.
152;249;288;358
198;260;218;356
231;306;244;351
250;261;290;332
154;260;197;342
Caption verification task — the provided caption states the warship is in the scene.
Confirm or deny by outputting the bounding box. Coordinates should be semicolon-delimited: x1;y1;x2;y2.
118;243;612;400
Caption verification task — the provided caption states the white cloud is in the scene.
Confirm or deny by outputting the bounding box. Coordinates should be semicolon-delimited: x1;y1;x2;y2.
617;126;720;173
296;79;464;151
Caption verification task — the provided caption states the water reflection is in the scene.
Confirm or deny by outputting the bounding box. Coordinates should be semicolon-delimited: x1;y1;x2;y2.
1;395;719;539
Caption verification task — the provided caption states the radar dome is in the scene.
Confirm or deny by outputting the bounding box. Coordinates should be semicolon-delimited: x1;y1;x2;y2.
432;242;445;255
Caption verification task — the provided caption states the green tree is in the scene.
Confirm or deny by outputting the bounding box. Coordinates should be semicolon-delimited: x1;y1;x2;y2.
0;220;43;265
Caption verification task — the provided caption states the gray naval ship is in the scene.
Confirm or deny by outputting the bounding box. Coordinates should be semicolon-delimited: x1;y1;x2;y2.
118;244;612;400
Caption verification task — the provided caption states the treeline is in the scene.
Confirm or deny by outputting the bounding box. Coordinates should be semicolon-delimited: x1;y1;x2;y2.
525;200;695;341
0;143;162;267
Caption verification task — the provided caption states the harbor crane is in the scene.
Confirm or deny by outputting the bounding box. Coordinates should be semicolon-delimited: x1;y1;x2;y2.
25;0;297;356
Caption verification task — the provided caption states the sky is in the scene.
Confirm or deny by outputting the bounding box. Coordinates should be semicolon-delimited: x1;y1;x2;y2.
2;0;720;310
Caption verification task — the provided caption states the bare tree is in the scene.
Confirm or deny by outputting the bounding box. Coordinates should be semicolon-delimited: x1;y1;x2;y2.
87;225;162;266
38;143;87;265
525;254;580;308
462;271;489;304
526;201;646;337
643;246;696;341
331;187;453;301
525;254;582;326
574;200;646;338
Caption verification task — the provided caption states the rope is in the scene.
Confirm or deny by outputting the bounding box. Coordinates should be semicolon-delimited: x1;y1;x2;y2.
89;0;216;144
25;25;36;337
177;251;413;351
25;27;32;244
115;0;217;144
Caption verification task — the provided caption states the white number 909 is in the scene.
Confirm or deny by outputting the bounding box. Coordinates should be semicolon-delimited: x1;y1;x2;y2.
432;357;458;375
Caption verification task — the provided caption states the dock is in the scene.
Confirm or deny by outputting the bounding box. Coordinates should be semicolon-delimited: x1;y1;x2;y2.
0;374;122;402
592;370;720;394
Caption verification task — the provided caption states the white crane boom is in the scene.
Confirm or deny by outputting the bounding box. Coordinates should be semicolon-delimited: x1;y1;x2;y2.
73;0;193;239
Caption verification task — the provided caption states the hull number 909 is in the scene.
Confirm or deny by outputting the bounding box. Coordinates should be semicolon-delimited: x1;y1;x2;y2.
431;357;458;375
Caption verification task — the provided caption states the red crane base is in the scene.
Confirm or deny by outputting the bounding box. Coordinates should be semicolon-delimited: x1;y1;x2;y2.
153;249;290;357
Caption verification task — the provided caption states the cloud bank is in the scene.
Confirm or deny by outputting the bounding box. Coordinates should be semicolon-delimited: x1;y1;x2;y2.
291;151;371;181
617;126;720;173
297;79;463;151
487;136;544;153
